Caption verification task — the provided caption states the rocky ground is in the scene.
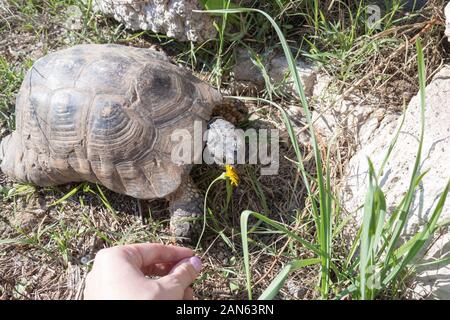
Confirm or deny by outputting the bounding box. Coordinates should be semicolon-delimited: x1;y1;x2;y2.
0;0;449;300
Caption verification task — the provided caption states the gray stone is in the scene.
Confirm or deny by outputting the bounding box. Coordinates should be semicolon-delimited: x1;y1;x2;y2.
92;0;216;42
341;65;450;299
233;49;319;97
233;49;265;87
269;54;318;97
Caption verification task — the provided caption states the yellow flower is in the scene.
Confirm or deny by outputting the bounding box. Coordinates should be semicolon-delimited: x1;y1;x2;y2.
225;165;239;187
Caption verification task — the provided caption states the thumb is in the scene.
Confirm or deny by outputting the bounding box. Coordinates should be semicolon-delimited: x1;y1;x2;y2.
157;256;202;292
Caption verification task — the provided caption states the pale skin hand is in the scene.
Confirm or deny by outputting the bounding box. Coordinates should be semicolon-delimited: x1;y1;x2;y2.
83;243;202;300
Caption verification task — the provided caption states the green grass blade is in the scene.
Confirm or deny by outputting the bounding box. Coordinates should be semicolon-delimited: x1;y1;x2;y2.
240;210;322;300
207;6;331;298
415;256;450;269
258;258;321;300
383;180;450;286
359;159;375;299
240;210;253;299
49;183;84;207
382;38;427;274
196;174;227;250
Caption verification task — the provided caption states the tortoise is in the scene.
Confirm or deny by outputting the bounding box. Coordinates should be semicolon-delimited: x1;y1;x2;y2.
0;44;236;241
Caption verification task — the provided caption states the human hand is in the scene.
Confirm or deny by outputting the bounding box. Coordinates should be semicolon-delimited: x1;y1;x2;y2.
83;243;202;300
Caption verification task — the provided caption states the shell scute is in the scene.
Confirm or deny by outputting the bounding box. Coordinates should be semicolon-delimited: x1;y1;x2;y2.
75;54;137;94
30;54;87;90
87;94;156;163
48;89;89;158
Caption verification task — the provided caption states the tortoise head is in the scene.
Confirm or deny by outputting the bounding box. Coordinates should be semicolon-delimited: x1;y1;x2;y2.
205;118;240;167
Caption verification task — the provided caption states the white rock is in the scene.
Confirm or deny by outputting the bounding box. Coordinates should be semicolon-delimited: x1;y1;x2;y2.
92;0;216;42
445;2;450;42
64;5;83;31
341;65;450;299
311;84;386;147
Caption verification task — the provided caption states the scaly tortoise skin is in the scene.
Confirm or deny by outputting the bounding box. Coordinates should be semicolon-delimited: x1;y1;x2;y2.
0;44;222;240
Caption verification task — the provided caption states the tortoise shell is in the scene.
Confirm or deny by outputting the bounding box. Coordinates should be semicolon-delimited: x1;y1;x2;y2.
1;44;222;199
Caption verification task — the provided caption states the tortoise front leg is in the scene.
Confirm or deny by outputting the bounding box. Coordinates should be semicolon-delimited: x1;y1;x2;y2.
166;176;203;242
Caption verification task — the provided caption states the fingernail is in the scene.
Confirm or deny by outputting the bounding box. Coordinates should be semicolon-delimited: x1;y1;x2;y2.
189;256;202;272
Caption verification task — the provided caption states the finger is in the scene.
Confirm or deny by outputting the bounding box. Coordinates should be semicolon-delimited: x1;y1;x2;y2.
117;243;193;270
157;256;202;290
183;287;194;300
142;262;176;277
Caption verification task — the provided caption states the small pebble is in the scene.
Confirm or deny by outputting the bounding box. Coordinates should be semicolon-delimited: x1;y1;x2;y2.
80;256;90;265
